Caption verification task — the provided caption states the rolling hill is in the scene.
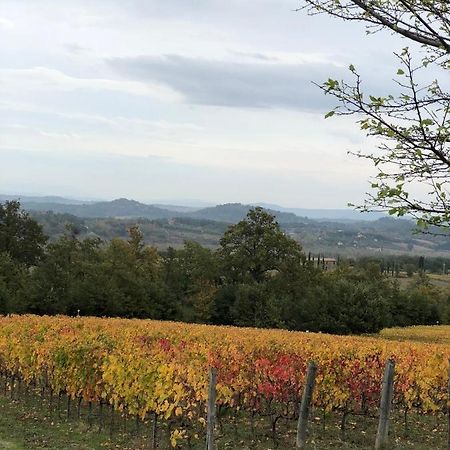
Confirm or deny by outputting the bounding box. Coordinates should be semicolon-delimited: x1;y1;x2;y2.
10;198;175;220
2;196;307;223
4;194;450;256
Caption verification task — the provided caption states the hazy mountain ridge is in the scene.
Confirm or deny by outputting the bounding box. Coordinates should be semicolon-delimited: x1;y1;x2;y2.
8;194;449;257
187;202;308;223
4;196;311;223
0;194;91;205
2;194;383;223
23;200;450;257
14;198;175;220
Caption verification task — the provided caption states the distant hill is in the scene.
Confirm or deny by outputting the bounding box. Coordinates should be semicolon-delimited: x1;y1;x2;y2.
188;203;307;224
3;196;307;224
18;198;175;220
0;194;91;205
6;194;450;256
29;209;450;257
31;211;227;249
2;194;388;222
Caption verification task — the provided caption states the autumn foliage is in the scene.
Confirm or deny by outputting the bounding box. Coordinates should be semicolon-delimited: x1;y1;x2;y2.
0;315;448;445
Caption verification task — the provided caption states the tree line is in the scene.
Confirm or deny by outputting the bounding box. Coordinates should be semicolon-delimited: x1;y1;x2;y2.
0;201;448;334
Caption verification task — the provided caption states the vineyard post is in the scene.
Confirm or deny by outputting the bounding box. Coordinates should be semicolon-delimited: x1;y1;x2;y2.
49;389;54;418
2;372;6;395
296;361;318;449
375;359;395;450
109;403;114;438
87;401;93;428
206;367;217;450
99;400;104;430
150;413;157;450
10;374;14;399
134;414;139;436
57;392;62;419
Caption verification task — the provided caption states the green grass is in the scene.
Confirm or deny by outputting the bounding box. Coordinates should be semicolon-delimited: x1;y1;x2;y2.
0;394;147;449
211;410;448;449
0;391;448;449
379;325;450;345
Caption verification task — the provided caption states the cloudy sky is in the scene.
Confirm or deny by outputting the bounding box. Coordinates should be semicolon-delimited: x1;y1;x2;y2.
0;0;407;207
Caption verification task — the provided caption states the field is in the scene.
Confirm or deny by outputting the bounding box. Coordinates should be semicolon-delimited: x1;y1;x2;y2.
380;325;450;345
428;273;450;289
0;316;448;449
0;394;446;449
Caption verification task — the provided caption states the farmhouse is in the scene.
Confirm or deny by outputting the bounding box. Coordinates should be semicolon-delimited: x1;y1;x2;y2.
323;257;337;271
309;255;338;271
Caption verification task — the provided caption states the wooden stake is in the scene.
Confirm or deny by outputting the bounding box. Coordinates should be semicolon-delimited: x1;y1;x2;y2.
49;389;54;417
109;404;114;438
87;401;92;428
150;412;157;450
99;401;104;431
296;361;318;449
10;375;14;398
57;392;62;419
135;415;140;436
375;359;395;450
206;367;217;450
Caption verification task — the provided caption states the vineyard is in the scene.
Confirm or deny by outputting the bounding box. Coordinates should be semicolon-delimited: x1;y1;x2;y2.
0;315;449;449
379;325;450;345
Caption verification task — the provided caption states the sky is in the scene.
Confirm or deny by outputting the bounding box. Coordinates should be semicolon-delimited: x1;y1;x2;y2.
0;0;409;208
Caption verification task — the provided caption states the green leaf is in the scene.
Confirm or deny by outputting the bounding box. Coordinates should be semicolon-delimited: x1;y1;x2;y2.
324;111;335;119
420;119;433;127
325;78;338;90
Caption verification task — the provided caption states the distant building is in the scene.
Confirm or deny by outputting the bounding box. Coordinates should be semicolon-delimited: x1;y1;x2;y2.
323;257;337;271
308;255;338;271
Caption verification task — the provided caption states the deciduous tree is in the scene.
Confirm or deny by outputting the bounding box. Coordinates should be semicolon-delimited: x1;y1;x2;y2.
0;201;47;266
301;1;450;230
219;207;305;283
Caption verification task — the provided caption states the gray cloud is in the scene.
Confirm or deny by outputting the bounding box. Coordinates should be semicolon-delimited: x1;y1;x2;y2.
107;54;345;112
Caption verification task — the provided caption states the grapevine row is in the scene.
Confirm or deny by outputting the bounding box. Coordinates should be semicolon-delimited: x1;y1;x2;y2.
0;315;448;446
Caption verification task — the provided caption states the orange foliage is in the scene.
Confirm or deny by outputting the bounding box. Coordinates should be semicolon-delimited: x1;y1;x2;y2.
0;315;448;429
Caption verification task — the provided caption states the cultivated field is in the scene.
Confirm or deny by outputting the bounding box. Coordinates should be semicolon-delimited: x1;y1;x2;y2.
0;316;448;449
380;325;450;345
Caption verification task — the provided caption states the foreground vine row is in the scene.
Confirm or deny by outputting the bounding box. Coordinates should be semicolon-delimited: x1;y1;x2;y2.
0;315;448;446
